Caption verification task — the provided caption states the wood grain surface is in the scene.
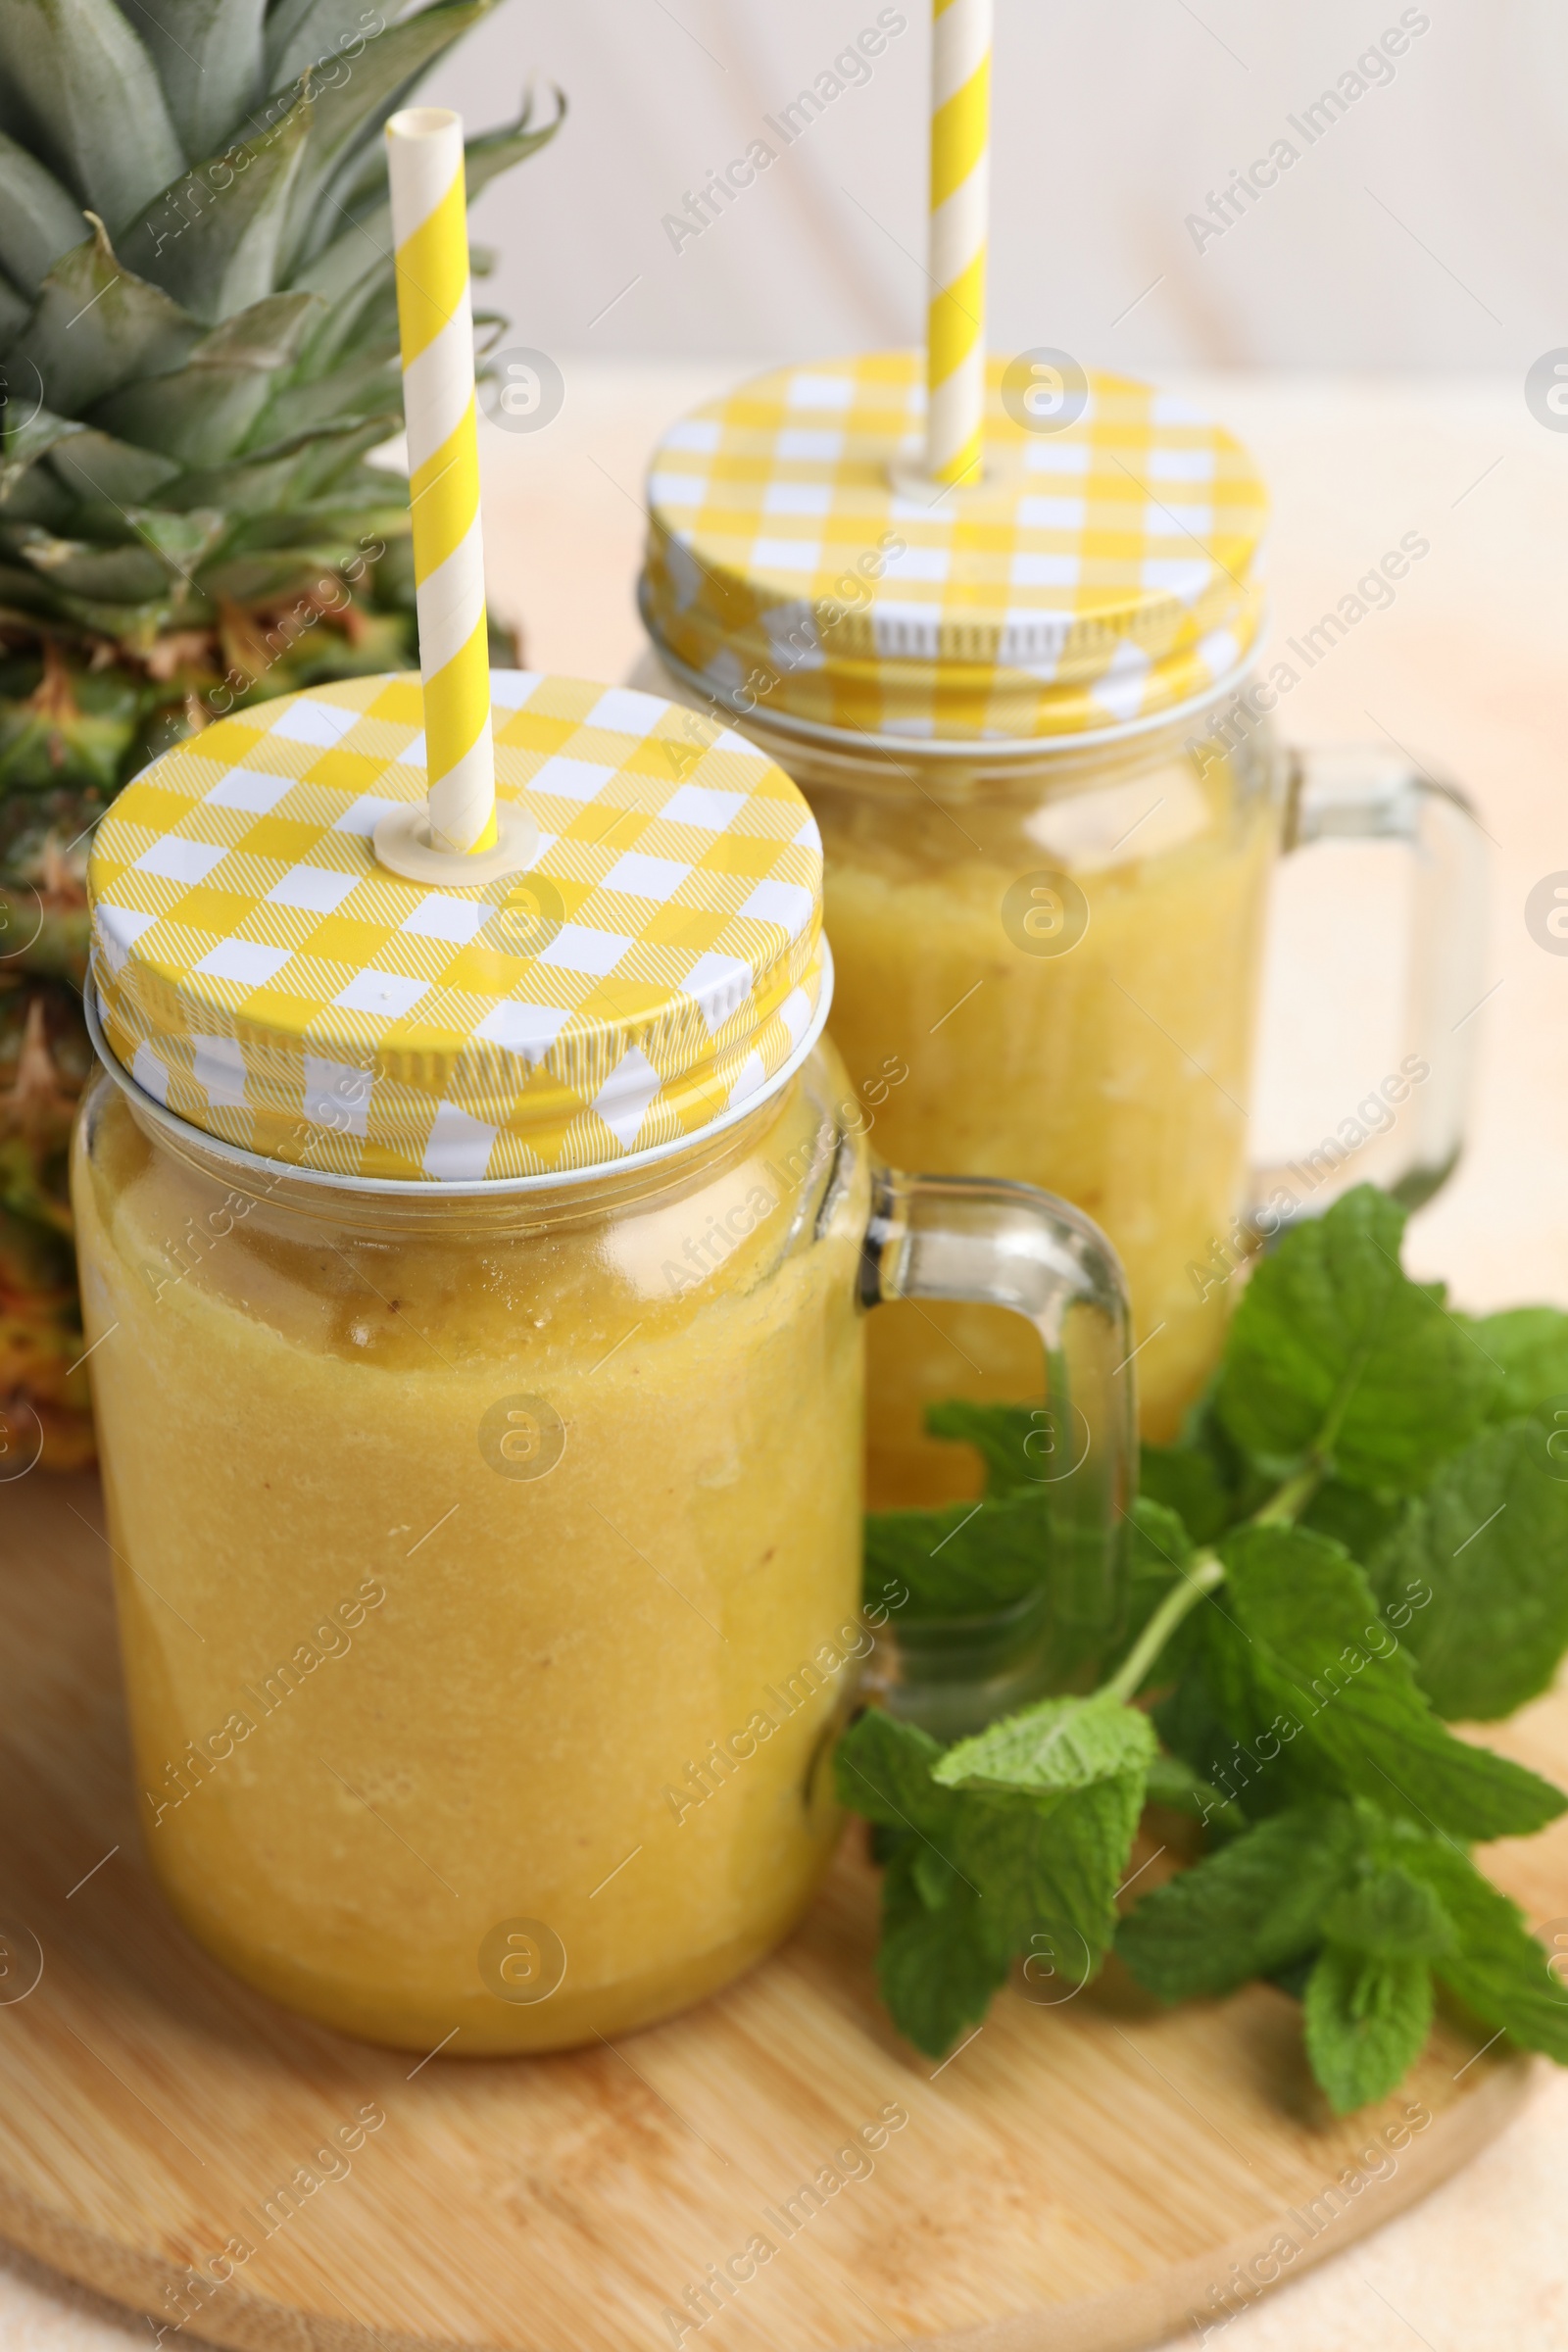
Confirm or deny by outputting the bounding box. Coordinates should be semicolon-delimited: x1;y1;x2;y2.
0;1470;1560;2352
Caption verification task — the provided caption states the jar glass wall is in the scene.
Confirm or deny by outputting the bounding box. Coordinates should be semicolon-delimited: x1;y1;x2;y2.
72;1043;872;2053
640;666;1285;1506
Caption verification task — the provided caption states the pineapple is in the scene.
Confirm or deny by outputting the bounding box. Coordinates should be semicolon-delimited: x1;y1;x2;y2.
0;0;562;1462
1;973;92;1466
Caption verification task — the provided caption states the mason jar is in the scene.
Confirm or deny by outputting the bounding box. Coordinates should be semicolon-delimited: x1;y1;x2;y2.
636;356;1487;1505
74;669;1134;2053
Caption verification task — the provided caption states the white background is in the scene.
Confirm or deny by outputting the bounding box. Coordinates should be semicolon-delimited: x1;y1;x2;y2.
423;0;1566;373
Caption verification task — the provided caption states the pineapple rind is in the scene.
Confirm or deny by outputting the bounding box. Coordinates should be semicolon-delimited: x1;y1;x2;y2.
0;977;92;1469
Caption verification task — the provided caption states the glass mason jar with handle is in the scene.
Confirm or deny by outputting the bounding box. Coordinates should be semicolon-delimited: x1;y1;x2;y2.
635;356;1488;1506
74;669;1133;2053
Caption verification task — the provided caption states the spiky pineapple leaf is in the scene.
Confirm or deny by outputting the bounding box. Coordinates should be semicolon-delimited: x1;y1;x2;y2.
265;0;387;93
291;246;395;375
277;0;495;272
0;564;58;613
289;202;392;308
11;219;197;414
93;291;325;466
325;127;406;220
464;90;568;199
0;0;184;235
0;129;86;296
135;0;269;164
10;526;173;605
120;505;231;574
316;80;562;242
198;543;360;605
254;343;396;443
0;0;557;840
1;470;75;531
1;407;85;504
0;269;30;347
46;428;180;508
10;502;225;602
123;89;315;325
6;583;178;643
160;410;396;516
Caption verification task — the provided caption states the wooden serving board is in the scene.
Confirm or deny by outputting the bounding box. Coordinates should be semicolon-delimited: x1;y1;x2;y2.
0;1475;1560;2352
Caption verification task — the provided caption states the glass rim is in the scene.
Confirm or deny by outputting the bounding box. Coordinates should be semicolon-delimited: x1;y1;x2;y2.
638;577;1267;763
82;942;835;1200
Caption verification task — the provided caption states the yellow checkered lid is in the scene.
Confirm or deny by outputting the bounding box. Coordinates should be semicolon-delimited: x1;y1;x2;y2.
641;353;1269;741
87;671;825;1183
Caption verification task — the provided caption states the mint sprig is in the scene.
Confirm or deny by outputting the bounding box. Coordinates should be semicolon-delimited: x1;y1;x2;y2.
1216;1185;1496;1491
1210;1524;1562;1839
836;1186;1568;2111
1303;1945;1434;2115
864;1486;1051;1618
1368;1420;1568;1720
836;1702;1149;2055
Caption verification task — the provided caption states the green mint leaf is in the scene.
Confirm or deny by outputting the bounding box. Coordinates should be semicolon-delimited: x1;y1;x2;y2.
956;1771;1147;1964
1217;1186;1495;1492
1220;1526;1567;1842
864;1486;1046;1621
1322;1863;1455;1959
1399;1835;1568;2062
1266;1951;1319;2001
932;1690;1155;1795
1186;1393;1280;1519
1115;1801;1363;2000
836;1706;958;1834
1368;1420;1568;1721
1150;1624;1311;1822
877;1849;1009;2057
837;1704;1144;2050
1139;1440;1235;1544
1130;1494;1195;1575
910;1840;962;1910
1124;1496;1194;1634
1472;1306;1568;1425
1303;1948;1434;2114
925;1399;1056;1495
1299;1478;1409;1566
1144;1751;1246;1832
837;1724;1007;2054
1156;1582;1344;1821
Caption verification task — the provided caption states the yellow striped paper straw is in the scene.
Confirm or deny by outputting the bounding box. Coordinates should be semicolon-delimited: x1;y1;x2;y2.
925;0;993;486
386;107;496;855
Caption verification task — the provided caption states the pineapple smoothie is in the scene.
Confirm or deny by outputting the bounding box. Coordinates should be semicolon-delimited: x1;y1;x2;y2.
74;1054;870;2053
76;667;876;2050
808;735;1278;1499
639;355;1278;1502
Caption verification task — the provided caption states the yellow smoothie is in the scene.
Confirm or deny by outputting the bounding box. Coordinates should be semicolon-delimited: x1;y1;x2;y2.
639;351;1278;1507
74;1053;870;2052
791;734;1278;1502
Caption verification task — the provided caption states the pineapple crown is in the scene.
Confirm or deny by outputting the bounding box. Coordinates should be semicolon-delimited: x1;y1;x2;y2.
0;0;563;653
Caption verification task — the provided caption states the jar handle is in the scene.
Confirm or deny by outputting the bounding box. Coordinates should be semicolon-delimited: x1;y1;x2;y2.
1252;747;1490;1217
858;1169;1137;1740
